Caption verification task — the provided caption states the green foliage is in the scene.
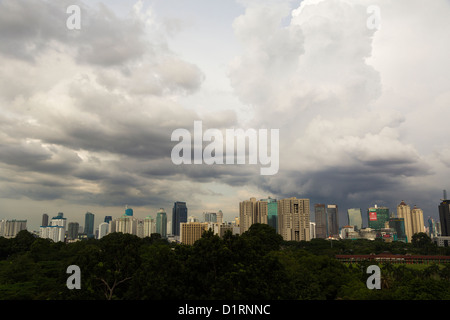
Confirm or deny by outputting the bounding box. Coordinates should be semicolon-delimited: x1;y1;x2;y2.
0;226;449;300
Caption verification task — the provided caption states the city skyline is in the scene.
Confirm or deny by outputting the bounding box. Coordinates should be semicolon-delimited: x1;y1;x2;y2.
1;0;450;234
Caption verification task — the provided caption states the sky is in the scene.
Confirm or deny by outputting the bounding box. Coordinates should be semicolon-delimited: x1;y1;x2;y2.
1;0;450;232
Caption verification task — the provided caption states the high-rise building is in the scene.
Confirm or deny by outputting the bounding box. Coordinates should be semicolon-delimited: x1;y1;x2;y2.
1;220;27;238
264;198;278;232
439;199;450;236
239;197;271;234
397;201;413;242
368;205;389;231
347;208;363;231
143;215;156;237
203;212;217;223
216;210;224;224
84;212;95;238
180;222;209;245
111;215;138;235
40;214;66;242
327;204;339;238
104;216;112;224
156;208;168;238
389;218;407;242
239;197;256;234
314;204;327;238
172;202;188;237
278;197;310;241
68;222;79;240
42;214;49;227
98;222;109;239
411;205;425;235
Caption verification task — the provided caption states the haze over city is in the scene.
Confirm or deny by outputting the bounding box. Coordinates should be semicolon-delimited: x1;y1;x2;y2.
1;0;450;232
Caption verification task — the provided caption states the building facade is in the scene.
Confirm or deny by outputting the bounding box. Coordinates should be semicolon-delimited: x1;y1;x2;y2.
368;205;390;231
278;197;310;241
347;208;363;231
156;208;168;238
314;204;327;239
172;202;188;237
180;222;209;245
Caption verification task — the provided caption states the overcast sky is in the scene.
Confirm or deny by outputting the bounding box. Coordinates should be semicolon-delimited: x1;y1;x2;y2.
1;0;450;231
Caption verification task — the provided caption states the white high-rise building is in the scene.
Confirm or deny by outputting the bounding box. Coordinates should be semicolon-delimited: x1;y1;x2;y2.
40;214;66;242
98;222;109;239
0;219;27;238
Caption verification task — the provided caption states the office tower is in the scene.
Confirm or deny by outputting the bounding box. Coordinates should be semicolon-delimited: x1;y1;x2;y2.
239;197;256;234
389;218;407;242
40;214;66;242
204;212;217;223
428;217;437;237
104;216;112;224
42;214;49;227
217;210;224;224
411;205;425;235
172;202;188;237
310;222;316;239
143;215;156;237
136;219;145;238
98;222;109;239
347;208;363;231
278;197;310;241
327;204;339;238
125;205;133;217
368;205;390;231
180;222;208;245
397;201;413;242
255;200;268;225
68;222;79;240
1;220;27;238
85;212;95;238
156;208;167;238
113;216;138;235
314;204;327;238
439;199;450;236
239;197;271;234
263;197;278;232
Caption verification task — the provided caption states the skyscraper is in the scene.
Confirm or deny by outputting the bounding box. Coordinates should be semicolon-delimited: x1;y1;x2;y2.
411;205;425;235
98;222;109;239
68;222;79;240
314;204;327;238
389;218;407;242
239;197;256;234
42;214;49;227
397;201;413;242
327;204;339;238
278;197;310;241
143;215;156;237
265;198;278;233
180;222;209;245
85;212;95;238
172;202;187;237
216;210;224;224
104;216;112;224
439;199;450;236
347;208;363;231
368;205;389;231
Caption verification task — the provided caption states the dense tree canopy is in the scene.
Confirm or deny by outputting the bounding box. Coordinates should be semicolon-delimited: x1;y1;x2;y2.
0;226;449;300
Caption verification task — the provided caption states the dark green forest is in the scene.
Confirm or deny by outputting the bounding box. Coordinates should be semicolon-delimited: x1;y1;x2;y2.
1;224;450;300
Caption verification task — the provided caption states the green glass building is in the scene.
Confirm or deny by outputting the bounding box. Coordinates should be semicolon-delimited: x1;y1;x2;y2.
156;208;167;238
347;208;363;230
367;206;389;230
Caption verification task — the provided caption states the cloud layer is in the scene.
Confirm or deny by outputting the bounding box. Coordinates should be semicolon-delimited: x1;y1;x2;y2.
1;0;450;229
